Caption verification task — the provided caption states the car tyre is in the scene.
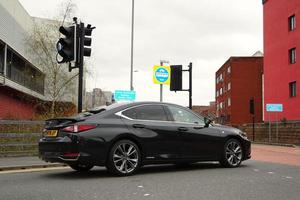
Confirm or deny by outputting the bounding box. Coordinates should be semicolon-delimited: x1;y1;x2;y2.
106;140;141;176
219;138;243;168
69;163;94;171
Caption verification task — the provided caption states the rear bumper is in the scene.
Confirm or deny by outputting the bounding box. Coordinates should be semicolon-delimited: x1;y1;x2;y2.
39;136;95;165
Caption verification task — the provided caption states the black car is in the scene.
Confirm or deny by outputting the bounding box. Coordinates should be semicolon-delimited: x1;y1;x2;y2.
39;102;251;176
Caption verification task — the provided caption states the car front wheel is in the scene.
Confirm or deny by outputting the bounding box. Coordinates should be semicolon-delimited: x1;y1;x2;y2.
220;139;243;168
106;140;141;176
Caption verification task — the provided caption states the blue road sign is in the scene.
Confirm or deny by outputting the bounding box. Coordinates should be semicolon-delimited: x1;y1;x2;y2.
266;104;283;112
153;66;170;85
114;90;136;101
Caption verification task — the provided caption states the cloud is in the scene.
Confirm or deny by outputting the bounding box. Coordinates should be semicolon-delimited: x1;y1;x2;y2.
19;0;263;106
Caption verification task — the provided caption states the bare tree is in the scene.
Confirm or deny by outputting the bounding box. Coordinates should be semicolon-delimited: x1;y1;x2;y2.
25;1;78;118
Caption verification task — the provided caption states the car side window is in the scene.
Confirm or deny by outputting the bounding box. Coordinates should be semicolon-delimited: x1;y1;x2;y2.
168;105;205;125
122;105;169;121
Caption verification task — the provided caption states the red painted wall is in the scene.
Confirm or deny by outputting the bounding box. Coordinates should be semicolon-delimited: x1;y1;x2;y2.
263;0;300;121
216;57;263;125
0;87;35;120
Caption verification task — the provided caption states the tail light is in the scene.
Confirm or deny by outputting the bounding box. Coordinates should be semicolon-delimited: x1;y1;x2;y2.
62;124;97;133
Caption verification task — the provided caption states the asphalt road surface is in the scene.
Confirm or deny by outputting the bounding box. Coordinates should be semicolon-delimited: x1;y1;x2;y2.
0;160;299;200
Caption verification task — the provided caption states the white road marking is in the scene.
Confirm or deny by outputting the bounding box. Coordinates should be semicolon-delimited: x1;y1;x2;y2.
268;171;274;174
253;169;260;172
285;176;293;179
138;185;144;188
144;194;150;197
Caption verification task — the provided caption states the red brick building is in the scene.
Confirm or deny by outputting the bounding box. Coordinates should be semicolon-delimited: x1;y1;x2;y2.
263;0;300;121
192;102;216;119
215;56;263;125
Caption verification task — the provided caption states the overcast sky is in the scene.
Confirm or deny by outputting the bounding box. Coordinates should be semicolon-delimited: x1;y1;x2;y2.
19;0;263;107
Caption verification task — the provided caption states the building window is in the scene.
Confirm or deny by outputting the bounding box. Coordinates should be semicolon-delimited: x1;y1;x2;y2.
289;48;296;64
228;98;231;106
227;82;231;91
289;81;297;97
0;42;4;74
227;66;231;74
6;48;45;94
216;90;219;97
220;88;223;95
220;73;223;82
220;102;223;109
288;15;296;31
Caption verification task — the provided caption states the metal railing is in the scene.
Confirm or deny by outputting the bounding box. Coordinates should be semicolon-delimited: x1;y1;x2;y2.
0;120;45;157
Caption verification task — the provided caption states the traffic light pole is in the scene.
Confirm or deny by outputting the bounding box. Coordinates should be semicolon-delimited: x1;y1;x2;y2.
57;18;94;114
170;62;193;109
77;22;85;113
181;63;192;109
188;62;192;110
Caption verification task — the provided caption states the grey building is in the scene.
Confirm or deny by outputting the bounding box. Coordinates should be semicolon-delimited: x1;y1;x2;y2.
0;0;80;119
84;88;113;110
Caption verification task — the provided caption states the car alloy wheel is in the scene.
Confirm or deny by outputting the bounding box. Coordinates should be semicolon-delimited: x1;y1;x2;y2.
107;140;141;176
220;139;243;167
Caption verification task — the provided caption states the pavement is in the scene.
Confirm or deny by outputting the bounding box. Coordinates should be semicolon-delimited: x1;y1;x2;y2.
252;143;300;166
0;144;299;171
0;156;66;171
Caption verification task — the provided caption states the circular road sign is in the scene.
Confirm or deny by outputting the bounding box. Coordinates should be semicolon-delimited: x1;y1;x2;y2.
155;67;169;83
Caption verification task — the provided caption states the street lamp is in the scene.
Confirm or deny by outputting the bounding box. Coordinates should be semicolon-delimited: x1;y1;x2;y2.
131;70;139;90
130;0;135;91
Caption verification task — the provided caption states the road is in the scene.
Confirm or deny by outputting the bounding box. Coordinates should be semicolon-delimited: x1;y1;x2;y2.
0;160;299;200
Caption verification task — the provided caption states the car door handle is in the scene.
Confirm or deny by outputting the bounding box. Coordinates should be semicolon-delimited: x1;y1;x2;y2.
178;127;188;132
132;124;146;128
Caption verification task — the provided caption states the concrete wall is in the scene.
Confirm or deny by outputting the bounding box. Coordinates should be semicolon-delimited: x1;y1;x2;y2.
0;0;36;69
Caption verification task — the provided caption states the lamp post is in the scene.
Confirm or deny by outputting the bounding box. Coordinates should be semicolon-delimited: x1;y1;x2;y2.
130;0;135;91
160;60;169;102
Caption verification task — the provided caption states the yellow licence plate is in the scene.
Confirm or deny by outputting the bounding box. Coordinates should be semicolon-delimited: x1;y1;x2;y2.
45;130;58;137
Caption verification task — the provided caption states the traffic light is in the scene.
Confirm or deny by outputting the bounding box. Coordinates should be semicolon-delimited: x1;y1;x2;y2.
170;65;183;91
56;25;76;63
81;24;94;57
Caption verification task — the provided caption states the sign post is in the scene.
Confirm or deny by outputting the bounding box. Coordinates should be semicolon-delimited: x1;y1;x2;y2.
153;65;170;102
266;103;283;143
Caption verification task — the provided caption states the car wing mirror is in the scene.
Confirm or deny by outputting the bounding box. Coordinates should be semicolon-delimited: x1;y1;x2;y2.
204;117;212;128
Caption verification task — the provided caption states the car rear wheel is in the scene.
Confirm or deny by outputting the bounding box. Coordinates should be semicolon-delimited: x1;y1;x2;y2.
220;139;243;168
106;140;141;176
69;163;94;171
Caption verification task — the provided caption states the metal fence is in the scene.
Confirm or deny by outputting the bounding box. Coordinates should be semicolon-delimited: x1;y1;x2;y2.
0;120;44;157
238;121;300;145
